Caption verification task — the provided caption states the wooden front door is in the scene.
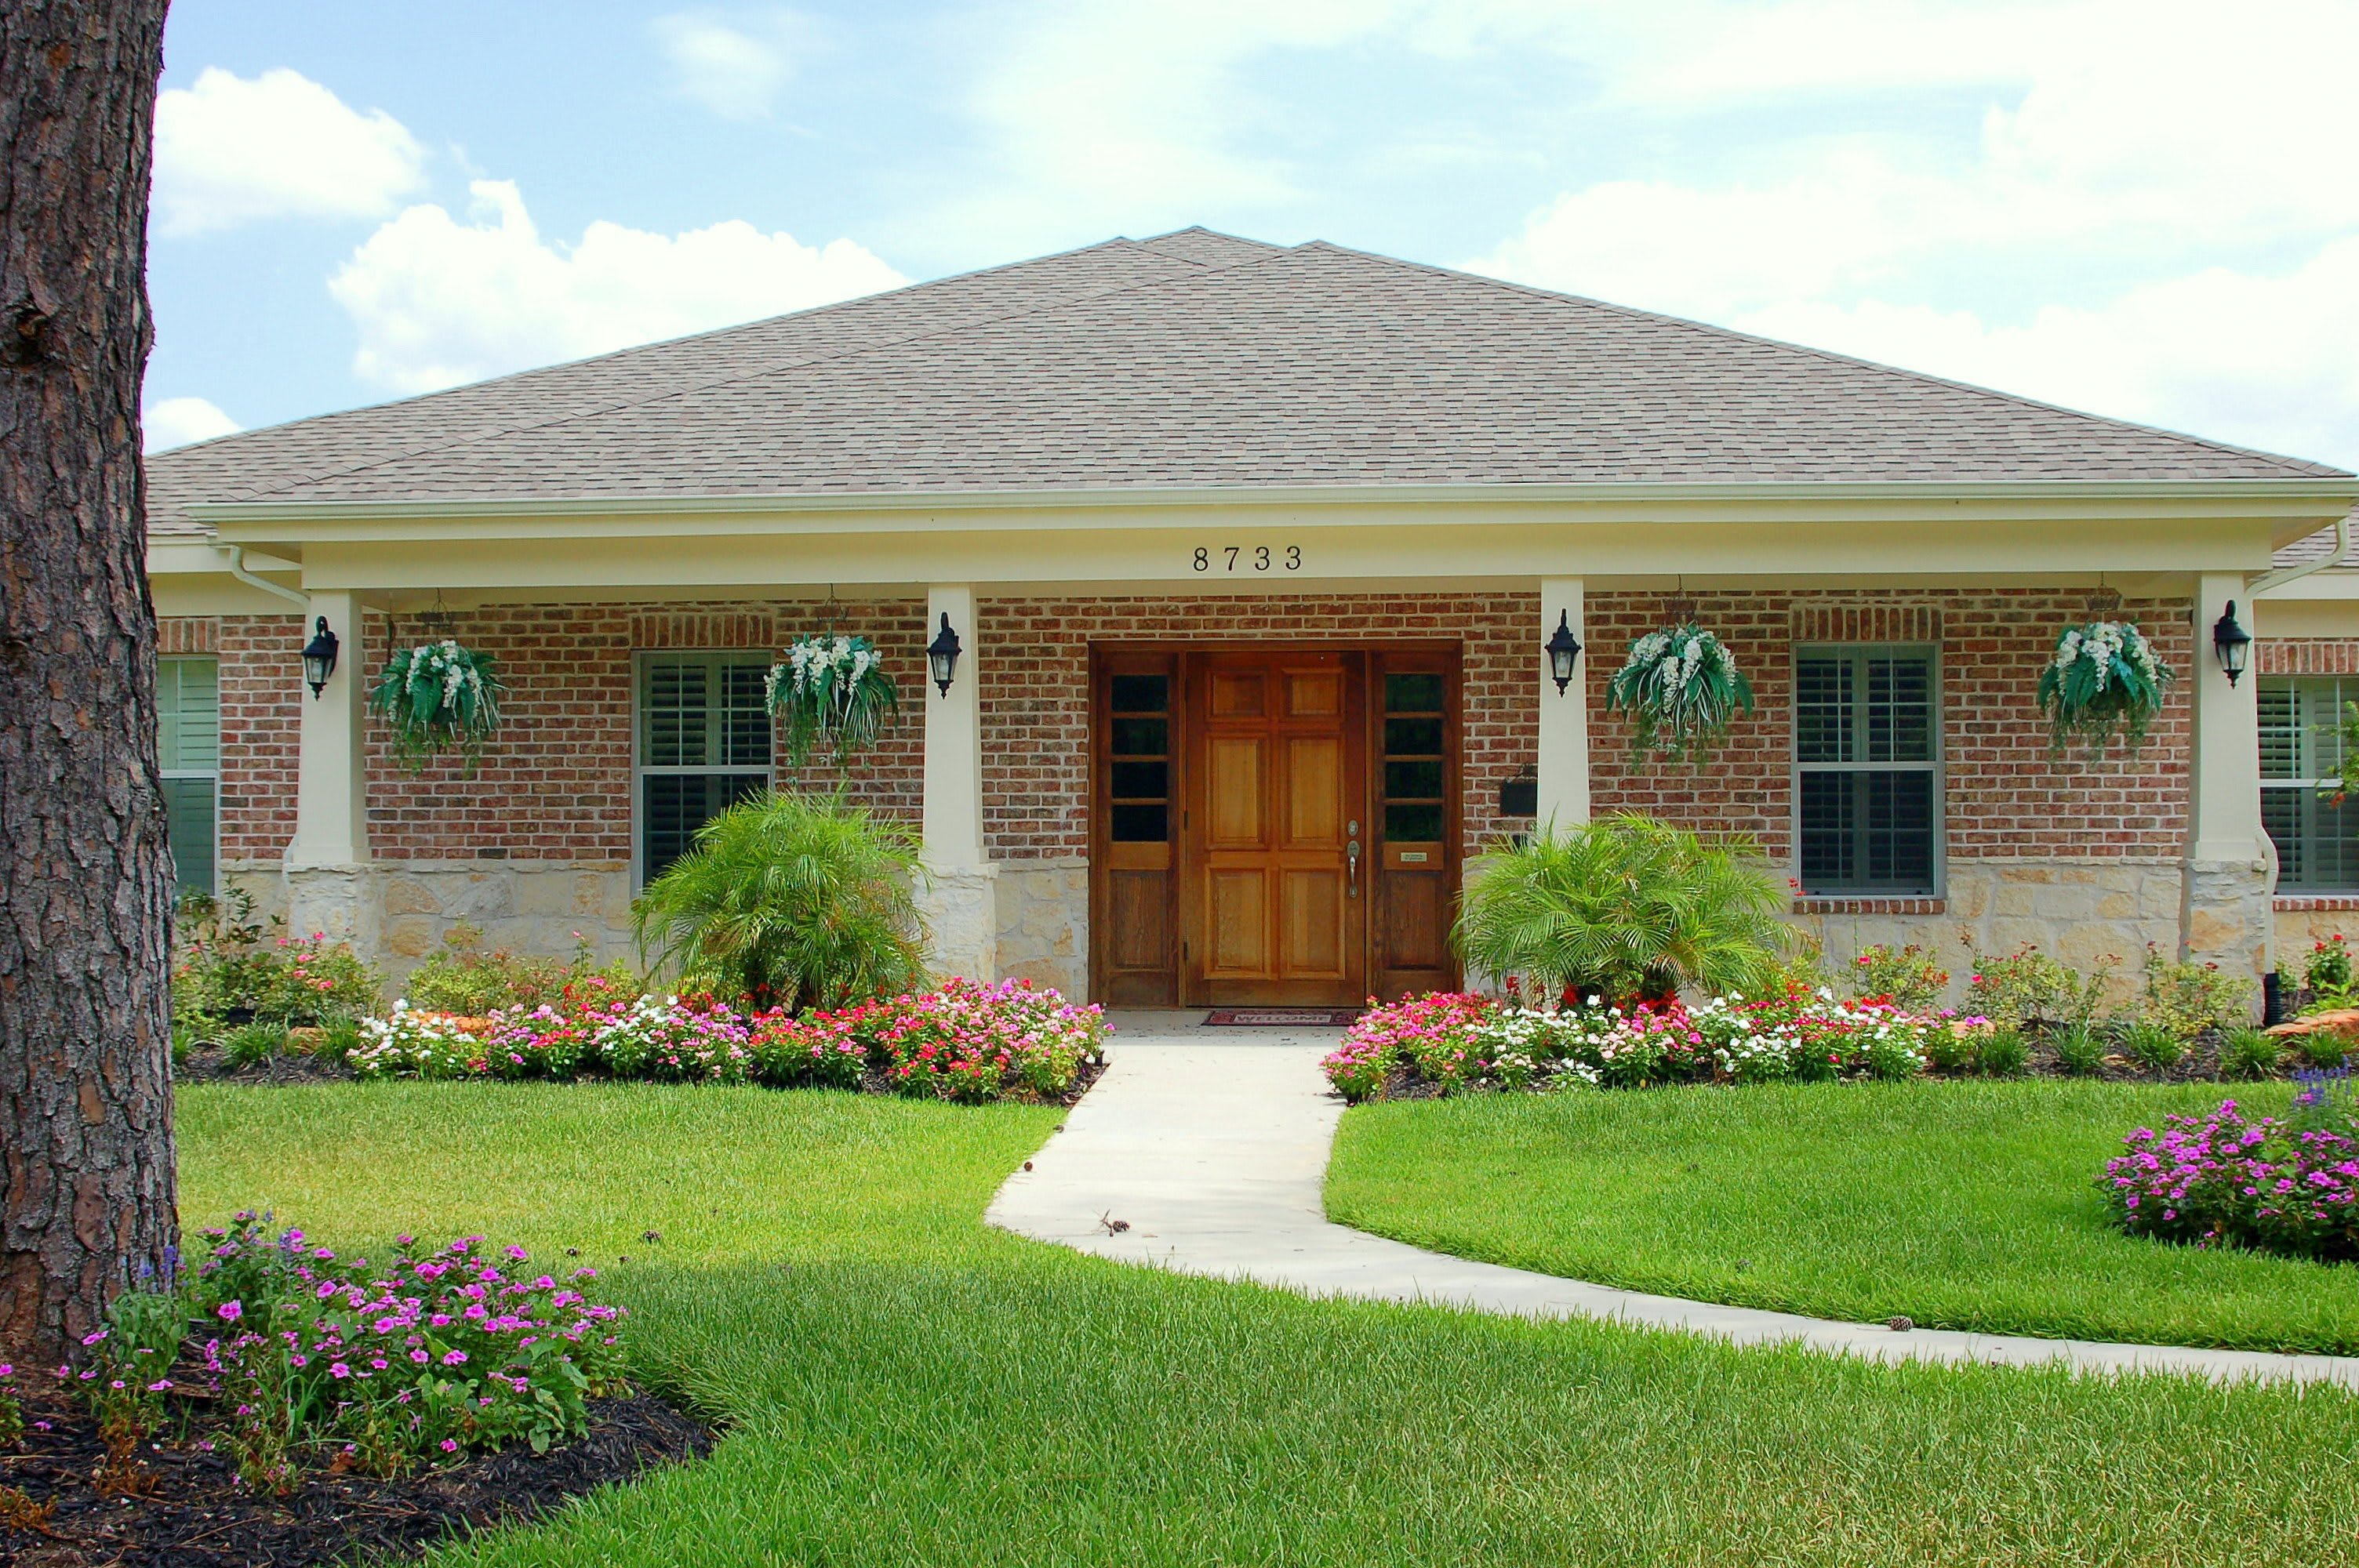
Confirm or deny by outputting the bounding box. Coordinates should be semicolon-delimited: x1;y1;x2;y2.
1087;644;1460;1008
1186;651;1368;1004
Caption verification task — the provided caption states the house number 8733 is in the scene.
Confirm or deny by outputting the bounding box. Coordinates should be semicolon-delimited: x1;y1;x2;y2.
1193;545;1303;573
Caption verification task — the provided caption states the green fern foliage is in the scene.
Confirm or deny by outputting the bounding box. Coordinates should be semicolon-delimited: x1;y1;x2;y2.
632;788;929;1011
1452;813;1790;1007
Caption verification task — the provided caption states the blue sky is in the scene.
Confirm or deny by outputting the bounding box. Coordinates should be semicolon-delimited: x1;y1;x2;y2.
147;1;2359;472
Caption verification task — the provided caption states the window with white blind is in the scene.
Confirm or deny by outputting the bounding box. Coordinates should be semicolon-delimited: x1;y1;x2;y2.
634;653;773;884
157;656;220;897
1794;645;1941;895
2260;675;2359;890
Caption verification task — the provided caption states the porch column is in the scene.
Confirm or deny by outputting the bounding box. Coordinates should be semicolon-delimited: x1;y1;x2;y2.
2181;572;2270;1002
918;584;998;980
285;589;376;948
1536;576;1591;832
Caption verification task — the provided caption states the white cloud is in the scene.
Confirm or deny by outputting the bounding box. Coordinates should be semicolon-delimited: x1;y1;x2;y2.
328;180;908;393
653;9;814;120
153;67;427;236
1736;238;2359;470
142;396;242;452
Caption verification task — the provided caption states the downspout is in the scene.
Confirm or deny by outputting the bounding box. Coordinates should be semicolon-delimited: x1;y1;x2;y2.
2249;512;2353;596
222;544;308;608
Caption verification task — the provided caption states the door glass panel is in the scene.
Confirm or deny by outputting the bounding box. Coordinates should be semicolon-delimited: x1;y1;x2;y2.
1110;760;1168;798
1111;803;1169;842
1385;759;1444;797
1384;673;1445;713
1110;673;1169;713
1385;802;1444;840
1110;717;1168;756
1383;716;1443;754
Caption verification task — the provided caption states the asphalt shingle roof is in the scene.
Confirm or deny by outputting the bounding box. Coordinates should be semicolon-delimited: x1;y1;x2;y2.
151;227;2350;538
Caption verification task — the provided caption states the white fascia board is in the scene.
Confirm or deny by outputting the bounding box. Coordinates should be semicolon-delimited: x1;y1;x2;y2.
195;477;2359;546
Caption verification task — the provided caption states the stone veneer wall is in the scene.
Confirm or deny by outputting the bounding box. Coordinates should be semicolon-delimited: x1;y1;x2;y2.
167;585;2215;996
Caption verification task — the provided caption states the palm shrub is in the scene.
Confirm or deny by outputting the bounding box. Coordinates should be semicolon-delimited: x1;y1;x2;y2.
633;788;929;1011
1453;813;1787;1007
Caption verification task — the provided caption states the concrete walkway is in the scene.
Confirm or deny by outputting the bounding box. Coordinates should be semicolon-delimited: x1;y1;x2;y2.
988;1014;2359;1387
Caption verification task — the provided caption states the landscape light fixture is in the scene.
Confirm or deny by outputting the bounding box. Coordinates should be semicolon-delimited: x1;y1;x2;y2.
927;612;964;695
1544;610;1583;695
300;615;340;699
2212;601;2252;686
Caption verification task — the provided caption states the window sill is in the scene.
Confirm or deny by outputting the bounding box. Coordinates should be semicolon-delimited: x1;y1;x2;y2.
2274;895;2359;912
1793;896;1946;916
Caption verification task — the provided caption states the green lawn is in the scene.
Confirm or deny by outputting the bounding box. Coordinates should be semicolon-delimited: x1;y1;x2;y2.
1325;1078;2359;1356
178;1082;2359;1567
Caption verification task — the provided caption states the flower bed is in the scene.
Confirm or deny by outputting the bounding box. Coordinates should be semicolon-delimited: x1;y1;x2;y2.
0;1214;700;1563
1323;986;1983;1102
354;977;1107;1103
2101;1089;2359;1263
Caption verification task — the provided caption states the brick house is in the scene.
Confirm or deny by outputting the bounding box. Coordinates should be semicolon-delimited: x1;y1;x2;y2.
144;228;2359;1008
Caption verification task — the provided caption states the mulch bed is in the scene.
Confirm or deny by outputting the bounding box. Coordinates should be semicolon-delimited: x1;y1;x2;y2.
173;1046;355;1085
0;1385;712;1567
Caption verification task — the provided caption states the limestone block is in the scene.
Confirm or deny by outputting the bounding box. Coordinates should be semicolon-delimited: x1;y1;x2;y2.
384;915;436;960
383;876;442;916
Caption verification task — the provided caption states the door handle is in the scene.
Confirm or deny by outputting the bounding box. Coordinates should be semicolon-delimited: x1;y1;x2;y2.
1347;837;1361;898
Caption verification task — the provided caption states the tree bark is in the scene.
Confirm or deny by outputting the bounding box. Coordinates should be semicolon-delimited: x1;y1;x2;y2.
0;0;176;1365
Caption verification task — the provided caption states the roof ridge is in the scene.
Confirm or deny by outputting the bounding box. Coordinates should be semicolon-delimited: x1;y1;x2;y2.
219;235;1306;507
1292;241;2353;481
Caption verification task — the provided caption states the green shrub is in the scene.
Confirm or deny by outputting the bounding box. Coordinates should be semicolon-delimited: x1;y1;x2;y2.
1964;943;2112;1033
2120;1019;2185;1072
1453;814;1787;1007
1924;1029;1979;1074
1848;942;1949;1010
2293;1030;2354;1070
2052;1025;2106;1076
633;788;929;1011
1975;1029;2029;1077
222;1021;286;1069
398;923;637;1014
2138;944;2251;1043
2219;1026;2283;1080
312;1012;366;1069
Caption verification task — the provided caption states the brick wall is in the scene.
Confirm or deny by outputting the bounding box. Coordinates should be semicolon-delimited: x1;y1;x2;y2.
976;591;1538;862
202;600;921;864
1586;588;2192;862
175;585;2196;873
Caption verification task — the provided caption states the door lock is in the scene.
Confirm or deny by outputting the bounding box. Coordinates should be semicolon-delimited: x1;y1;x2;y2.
1347;820;1361;899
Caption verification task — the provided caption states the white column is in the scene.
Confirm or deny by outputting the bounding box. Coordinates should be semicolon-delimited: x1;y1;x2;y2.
2182;572;2270;994
1536;576;1591;833
918;585;998;978
285;589;376;947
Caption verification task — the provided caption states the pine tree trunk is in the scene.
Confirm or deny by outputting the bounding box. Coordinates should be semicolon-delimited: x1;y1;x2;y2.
0;0;176;1364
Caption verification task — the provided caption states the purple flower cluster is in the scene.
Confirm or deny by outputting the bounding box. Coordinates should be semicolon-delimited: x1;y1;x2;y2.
57;1211;628;1479
2102;1101;2359;1261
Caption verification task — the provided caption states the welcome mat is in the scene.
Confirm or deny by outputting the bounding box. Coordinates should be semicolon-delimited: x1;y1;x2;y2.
1201;1008;1363;1028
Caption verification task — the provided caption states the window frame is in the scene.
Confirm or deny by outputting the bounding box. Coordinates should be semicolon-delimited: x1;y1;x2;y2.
630;649;776;889
1790;641;1945;898
158;654;221;898
2259;673;2359;892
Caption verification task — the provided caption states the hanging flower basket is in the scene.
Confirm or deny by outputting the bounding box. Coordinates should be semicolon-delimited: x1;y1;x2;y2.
767;633;900;767
1605;623;1755;764
2037;619;2172;753
369;640;506;774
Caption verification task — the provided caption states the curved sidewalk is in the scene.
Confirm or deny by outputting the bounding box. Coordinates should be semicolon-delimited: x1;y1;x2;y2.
988;1016;2359;1388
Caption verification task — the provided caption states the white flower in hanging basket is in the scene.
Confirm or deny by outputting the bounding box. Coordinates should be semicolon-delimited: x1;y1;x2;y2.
368;639;506;774
2038;619;2171;752
767;632;900;766
1605;622;1754;764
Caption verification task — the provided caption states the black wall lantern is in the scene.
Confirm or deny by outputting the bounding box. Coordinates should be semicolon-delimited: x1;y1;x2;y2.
2212;601;2252;686
300;615;340;699
926;612;963;695
1544;610;1583;695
